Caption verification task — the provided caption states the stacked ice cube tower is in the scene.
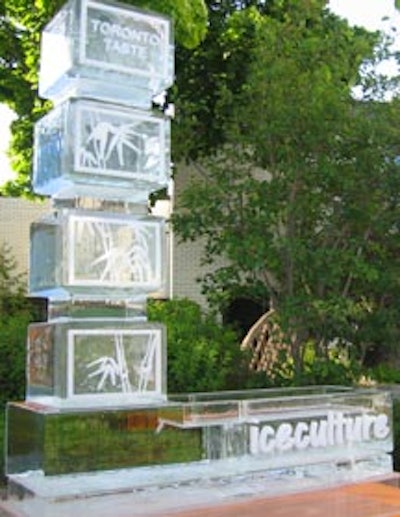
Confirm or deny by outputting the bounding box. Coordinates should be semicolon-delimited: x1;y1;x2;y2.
27;0;173;407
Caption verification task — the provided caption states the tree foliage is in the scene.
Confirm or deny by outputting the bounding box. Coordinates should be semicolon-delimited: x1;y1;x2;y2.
173;0;268;159
172;0;378;160
173;0;400;377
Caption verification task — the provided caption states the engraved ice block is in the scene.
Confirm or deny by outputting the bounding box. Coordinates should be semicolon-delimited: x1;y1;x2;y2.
33;98;171;201
161;388;393;470
29;209;166;302
38;0;174;108
26;319;167;407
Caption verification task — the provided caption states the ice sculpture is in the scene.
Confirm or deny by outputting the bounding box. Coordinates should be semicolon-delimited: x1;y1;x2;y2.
5;0;394;494
25;0;172;408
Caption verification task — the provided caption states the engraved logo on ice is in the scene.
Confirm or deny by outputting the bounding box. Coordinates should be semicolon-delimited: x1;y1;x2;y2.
90;19;161;45
249;410;390;455
89;18;162;59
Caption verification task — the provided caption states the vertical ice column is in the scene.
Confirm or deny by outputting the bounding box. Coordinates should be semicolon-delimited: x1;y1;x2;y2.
26;0;174;408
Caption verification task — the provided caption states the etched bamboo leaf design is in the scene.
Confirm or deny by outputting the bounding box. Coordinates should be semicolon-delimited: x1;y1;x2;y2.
85;334;132;392
136;333;157;392
79;110;160;174
86;355;121;391
141;136;161;171
106;123;142;167
79;148;98;167
75;219;155;284
83;333;157;394
115;334;132;393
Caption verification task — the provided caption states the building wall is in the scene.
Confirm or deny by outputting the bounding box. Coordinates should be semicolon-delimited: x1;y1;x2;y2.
172;236;208;308
171;162;225;309
0;197;51;281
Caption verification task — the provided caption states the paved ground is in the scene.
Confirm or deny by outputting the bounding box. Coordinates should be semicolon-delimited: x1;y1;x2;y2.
166;480;400;517
1;475;400;517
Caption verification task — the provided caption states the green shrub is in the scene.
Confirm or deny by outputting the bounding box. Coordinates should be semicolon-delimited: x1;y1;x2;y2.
368;364;400;385
0;244;35;484
0;245;34;406
0;243;28;314
293;341;360;387
148;298;260;393
0;312;31;407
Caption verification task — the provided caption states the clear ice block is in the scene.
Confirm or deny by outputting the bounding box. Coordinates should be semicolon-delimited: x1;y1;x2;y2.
159;388;393;468
38;0;174;108
29;209;166;302
33;98;171;202
26;319;167;407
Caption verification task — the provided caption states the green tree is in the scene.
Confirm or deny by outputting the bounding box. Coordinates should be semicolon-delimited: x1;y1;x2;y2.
173;0;400;378
0;0;207;197
172;0;268;160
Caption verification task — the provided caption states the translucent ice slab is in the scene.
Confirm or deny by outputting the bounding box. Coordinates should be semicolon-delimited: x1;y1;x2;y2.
159;387;393;470
6;387;394;484
29;209;166;302
26;319;167;407
38;0;174;108
163;387;392;429
33;98;171;202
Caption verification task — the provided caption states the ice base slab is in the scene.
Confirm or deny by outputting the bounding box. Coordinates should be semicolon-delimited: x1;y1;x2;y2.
6;459;396;507
38;0;174;107
33;98;171;202
6;387;393;480
29;209;166;302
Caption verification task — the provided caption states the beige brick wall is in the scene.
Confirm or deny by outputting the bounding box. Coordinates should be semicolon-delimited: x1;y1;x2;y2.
171;162;226;309
0;197;51;282
172;235;209;307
